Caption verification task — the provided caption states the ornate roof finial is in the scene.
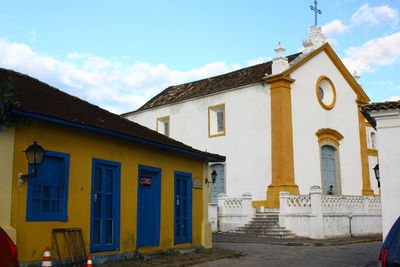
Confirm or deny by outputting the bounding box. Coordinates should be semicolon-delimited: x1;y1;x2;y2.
271;42;289;75
274;42;286;58
310;0;322;26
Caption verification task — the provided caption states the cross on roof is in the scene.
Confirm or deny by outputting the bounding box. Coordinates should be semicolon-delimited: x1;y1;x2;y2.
310;0;322;26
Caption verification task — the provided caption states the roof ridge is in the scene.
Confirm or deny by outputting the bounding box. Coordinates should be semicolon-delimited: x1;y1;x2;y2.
0;67;224;161
169;61;271;88
131;52;302;113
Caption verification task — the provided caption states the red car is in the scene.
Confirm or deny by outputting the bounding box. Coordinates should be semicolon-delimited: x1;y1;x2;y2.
0;227;19;267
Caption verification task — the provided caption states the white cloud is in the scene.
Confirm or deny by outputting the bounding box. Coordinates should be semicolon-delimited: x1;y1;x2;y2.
322;19;350;37
351;4;399;28
322;4;398;43
0;39;241;114
342;32;400;73
246;57;270;66
387;96;400;101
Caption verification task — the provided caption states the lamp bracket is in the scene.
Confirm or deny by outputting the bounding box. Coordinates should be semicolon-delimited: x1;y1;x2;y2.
18;173;27;186
18;169;38;186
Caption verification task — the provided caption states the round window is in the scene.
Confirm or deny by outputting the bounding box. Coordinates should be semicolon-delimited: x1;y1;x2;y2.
316;76;336;110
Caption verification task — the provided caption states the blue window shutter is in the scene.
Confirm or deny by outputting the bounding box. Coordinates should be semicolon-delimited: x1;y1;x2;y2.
26;151;70;222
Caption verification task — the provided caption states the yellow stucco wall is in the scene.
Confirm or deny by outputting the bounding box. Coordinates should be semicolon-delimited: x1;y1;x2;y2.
10;120;210;263
0;127;17;242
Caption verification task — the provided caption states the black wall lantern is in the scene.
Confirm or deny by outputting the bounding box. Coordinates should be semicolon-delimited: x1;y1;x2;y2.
373;164;380;188
18;141;45;185
205;170;217;185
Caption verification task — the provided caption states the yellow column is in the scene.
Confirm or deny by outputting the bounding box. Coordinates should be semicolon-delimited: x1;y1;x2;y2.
357;102;374;196
265;76;299;208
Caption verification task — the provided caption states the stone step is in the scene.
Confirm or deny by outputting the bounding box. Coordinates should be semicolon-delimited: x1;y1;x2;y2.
236;228;293;233
231;213;297;239
250;217;278;220
244;223;280;227
251;220;279;223
254;215;279;220
250;218;279;222
240;225;287;230
232;232;296;238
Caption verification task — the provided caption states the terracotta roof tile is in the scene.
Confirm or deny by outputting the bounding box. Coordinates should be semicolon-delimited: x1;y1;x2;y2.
361;100;400;112
1;68;224;161
133;53;301;112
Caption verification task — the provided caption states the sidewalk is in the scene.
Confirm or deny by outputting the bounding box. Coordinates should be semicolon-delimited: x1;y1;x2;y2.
98;233;382;266
213;232;383;246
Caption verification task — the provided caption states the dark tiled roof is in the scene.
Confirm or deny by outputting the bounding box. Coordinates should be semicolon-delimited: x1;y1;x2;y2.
132;53;301;112
361;100;400;112
1;68;224;161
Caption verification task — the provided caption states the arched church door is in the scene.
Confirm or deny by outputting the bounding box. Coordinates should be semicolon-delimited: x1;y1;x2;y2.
321;145;337;195
210;164;225;203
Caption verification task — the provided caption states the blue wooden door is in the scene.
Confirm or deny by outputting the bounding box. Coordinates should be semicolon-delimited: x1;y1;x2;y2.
137;165;161;248
174;171;192;244
321;145;337;195
90;159;120;252
210;164;225;203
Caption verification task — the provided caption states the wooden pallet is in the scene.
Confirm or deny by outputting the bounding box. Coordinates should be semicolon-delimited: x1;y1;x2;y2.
52;228;87;267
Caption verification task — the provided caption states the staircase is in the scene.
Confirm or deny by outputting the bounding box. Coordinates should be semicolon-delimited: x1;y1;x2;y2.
233;211;296;238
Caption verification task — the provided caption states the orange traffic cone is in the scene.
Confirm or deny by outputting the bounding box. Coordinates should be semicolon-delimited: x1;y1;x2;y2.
41;247;52;267
87;255;93;267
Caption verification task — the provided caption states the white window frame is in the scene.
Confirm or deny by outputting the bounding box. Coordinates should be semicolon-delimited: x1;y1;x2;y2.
156;116;170;137
208;104;225;138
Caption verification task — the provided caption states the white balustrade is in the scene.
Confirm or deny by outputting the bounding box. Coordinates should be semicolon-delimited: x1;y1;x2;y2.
216;193;255;232
279;186;382;238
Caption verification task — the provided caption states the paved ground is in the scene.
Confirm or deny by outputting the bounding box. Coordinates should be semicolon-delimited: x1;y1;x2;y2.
98;233;383;266
213;233;382;246
99;248;240;267
193;241;381;267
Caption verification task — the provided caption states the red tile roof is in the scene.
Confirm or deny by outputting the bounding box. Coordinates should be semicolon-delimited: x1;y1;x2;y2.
361;100;400;112
129;53;301;113
1;68;224;161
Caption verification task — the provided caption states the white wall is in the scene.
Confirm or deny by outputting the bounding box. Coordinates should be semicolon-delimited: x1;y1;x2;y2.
290;51;364;195
366;126;379;195
368;155;379;194
127;84;272;200
371;109;400;239
127;50;371;202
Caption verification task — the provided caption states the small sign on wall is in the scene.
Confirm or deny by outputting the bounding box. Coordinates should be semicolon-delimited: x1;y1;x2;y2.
192;177;202;189
140;176;152;186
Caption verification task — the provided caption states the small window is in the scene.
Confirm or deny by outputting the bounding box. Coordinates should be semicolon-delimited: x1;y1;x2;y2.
26;151;70;221
316;76;336;110
157;116;170;137
208;104;225;137
371;132;376;149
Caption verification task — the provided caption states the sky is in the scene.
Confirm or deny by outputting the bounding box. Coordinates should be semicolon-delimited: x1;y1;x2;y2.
0;0;399;114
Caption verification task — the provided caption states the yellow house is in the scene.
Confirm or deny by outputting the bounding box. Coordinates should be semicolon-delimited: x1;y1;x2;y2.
0;68;224;265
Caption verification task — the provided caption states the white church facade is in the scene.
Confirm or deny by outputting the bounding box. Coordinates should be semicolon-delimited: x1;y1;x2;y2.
123;26;380;213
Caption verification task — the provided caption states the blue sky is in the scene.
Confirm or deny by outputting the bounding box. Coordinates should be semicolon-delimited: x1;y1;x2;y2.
0;0;399;113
